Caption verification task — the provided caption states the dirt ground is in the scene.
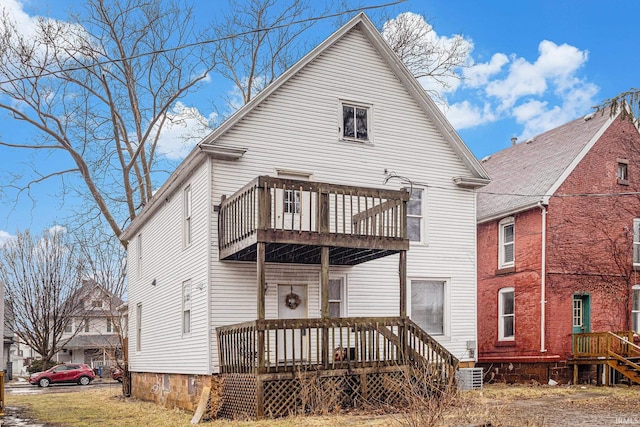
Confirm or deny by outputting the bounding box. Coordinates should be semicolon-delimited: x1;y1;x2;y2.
2;383;639;426
441;383;640;427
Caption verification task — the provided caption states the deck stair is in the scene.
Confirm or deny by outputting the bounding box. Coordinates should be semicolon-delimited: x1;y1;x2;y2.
572;331;640;385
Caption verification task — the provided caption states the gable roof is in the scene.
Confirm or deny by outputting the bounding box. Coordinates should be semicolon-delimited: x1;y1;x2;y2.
477;110;617;222
121;12;489;242
200;12;489;181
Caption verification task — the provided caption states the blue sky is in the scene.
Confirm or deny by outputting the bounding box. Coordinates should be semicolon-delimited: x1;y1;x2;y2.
1;0;638;240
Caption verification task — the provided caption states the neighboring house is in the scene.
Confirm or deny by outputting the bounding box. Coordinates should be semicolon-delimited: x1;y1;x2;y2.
55;280;123;369
121;13;490;417
477;109;640;385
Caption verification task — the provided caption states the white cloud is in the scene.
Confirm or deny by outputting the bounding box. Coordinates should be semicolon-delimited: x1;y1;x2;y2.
152;102;215;160
440;36;599;142
464;53;509;88
485;40;589;110
0;230;15;246
443;100;497;129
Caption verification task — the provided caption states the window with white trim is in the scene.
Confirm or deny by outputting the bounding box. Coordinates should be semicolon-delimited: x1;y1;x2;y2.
498;287;514;341
182;280;192;335
136;233;142;278
328;278;346;318
618;159;629;185
407;189;424;243
184;185;192;247
284;189;300;214
633;285;640;333
136;303;142;352
106;318;113;333
634;219;640;267
341;102;370;142
84;319;90;333
573;298;583;328
64;321;72;333
410;280;445;335
498;217;515;269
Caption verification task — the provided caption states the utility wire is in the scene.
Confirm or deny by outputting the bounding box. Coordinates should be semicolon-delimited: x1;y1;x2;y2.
0;0;406;86
387;174;640;199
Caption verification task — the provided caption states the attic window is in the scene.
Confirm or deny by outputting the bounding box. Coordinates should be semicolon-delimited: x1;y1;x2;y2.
618;159;629;185
92;300;102;309
341;102;371;142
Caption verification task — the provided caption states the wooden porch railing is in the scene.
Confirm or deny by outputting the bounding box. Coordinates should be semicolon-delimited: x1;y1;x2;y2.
573;331;635;359
217;316;458;383
218;176;409;260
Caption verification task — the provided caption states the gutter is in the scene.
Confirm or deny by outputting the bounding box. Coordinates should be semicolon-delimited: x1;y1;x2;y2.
539;201;547;353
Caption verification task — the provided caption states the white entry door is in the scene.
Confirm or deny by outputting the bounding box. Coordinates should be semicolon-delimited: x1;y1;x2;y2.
277;284;308;363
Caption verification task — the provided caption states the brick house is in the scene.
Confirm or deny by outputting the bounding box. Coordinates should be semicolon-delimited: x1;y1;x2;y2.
477;109;640;384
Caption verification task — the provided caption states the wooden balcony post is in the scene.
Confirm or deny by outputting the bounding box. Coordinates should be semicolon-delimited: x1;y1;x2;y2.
321;245;330;369
319;190;330;233
399;249;407;361
257;242;266;372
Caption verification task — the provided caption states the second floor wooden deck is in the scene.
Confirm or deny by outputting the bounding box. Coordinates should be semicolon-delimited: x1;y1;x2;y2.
218;176;410;265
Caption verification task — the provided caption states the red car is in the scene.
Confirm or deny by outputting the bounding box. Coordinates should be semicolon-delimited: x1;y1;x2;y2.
112;368;123;382
29;363;95;387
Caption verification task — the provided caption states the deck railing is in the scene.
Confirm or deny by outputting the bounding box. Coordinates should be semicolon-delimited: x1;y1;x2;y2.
218;176;409;258
573;331;636;359
217;316;459;383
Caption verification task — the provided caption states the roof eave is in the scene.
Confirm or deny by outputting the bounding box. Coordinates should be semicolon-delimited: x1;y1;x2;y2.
453;176;491;189
477;201;542;224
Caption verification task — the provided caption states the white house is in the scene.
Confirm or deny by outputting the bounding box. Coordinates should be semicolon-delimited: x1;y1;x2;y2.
121;13;489;417
55;280;123;370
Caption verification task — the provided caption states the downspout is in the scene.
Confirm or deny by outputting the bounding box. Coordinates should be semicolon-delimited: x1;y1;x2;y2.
538;202;547;353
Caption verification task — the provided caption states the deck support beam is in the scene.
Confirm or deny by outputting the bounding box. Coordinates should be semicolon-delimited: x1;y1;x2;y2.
399;249;407;360
321;245;330;369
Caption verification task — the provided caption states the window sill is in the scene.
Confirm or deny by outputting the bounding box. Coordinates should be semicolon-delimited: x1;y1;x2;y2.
338;138;374;147
495;266;515;275
494;340;516;347
618;179;629;186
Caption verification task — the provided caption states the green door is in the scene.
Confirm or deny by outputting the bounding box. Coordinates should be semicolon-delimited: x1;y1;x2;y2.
572;294;591;334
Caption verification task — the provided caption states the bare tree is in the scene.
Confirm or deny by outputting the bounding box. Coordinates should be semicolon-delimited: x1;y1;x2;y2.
0;0;215;244
382;12;470;101
597;88;640;120
0;228;86;369
212;0;320;108
74;224;130;395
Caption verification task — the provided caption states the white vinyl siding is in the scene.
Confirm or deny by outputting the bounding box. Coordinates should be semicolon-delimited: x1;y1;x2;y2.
498;287;514;341
498;217;514;269
127;161;210;374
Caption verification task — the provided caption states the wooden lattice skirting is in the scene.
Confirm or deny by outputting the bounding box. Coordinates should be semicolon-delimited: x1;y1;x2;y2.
219;366;411;419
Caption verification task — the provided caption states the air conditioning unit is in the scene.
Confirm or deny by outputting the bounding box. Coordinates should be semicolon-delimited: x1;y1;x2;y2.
456;367;483;391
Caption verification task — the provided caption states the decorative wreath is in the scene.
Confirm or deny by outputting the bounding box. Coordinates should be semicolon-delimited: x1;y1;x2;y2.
285;291;301;310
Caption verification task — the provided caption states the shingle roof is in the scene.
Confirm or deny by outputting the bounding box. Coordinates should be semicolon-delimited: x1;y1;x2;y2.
477;111;613;221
